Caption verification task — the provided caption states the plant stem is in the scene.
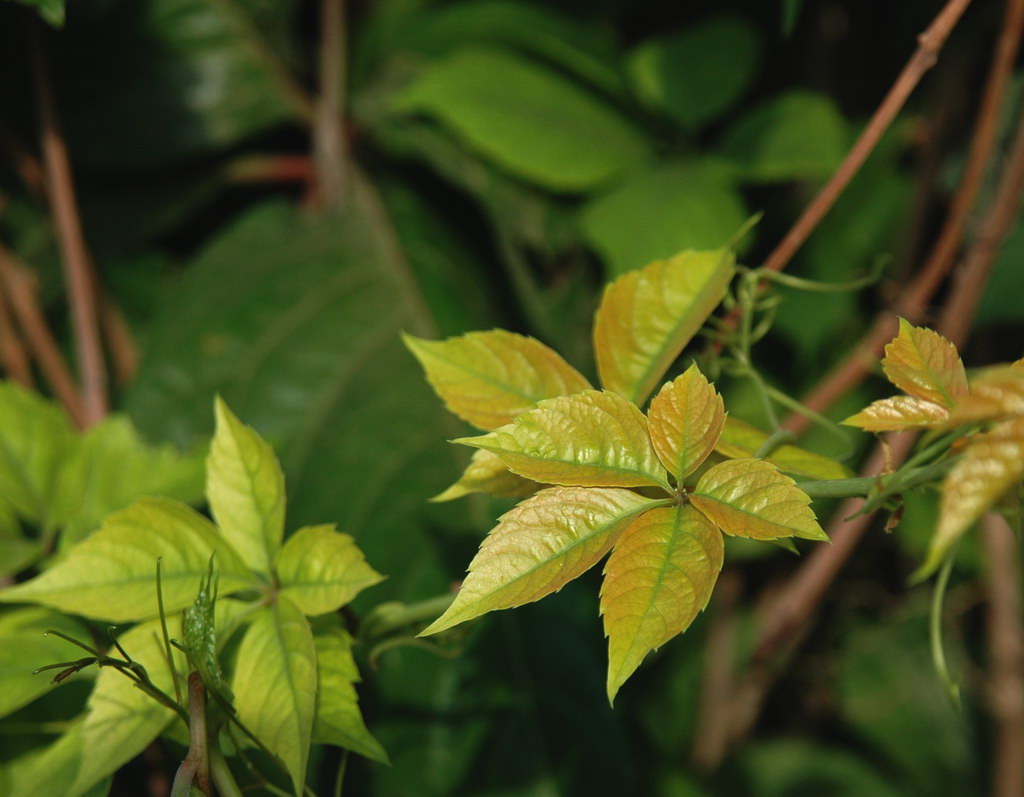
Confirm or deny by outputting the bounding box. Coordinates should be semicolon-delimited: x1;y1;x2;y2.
754;428;796;459
314;0;347;206
333;750;350;797
795;477;877;500
930;544;962;708
211;750;245;797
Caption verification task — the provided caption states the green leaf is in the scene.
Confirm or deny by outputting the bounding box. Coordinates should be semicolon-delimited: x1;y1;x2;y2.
882;319;969;409
647;364;726;481
51;415;206;548
403;329;591;431
392;47;650;190
579;160;750;277
0;498;255;621
432;448;540;502
719;91;847;182
593;249;735;406
691;458;828;541
9;0;65;26
421;486;661;635
715;417;852;480
628;16;761;128
310;616;389;763
600;505;723;702
0;380;76;525
277;525;384;615
207;396;286;574
232;597;317;796
183;562;230;700
0;607;91;719
456;390;670;490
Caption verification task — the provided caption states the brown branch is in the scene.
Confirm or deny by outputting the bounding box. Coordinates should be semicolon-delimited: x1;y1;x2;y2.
784;0;1024;434
759;0;974;275
983;514;1024;797
312;0;348;207
29;20;107;426
99;291;138;387
0;285;33;387
0;244;87;425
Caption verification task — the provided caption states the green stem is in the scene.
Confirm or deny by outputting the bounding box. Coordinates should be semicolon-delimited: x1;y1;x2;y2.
333;750;350;797
763;384;853;455
930;545;962;709
795;477;877;499
755;259;884;293
754;428;796;458
211;750;244;797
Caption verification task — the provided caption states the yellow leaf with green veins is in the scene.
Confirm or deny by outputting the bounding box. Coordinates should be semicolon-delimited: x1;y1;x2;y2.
690;458;827;541
277;525;384;615
601;505;723;702
882;319;968;408
432;449;541;502
648;364;725;480
594;248;735;406
842;396;949;431
455;390;671;490
207;397;285;574
917;418;1024;580
715;417;852;480
403;330;591;430
420;487;662;635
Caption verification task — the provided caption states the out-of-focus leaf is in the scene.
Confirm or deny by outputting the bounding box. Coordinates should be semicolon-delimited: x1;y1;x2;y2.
949;370;1024;424
715;417;852;480
843;396;949;431
691;458;827;541
0;608;90;719
57;0;305;168
0;498;255;621
207;396;285;574
594;249;735;406
404;329;590;431
977;216;1024;325
780;0;803;34
232;597;317;796
51;415;205;548
277;525;384;615
628;16;761;129
421;487;659;635
10;0;64;26
718;91;847;182
125;195;464;605
918;418;1024;579
648;365;725;480
882;319;968;408
0;530;39;578
737;739;902;797
0;381;75;525
310;616;388;763
600;505;722;702
456;390;670;490
392;47;649;190
580;160;749;277
432;449;540;502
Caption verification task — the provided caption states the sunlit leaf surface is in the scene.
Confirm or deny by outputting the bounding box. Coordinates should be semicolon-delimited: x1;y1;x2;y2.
842;396;949;431
647;364;725;480
882;319;968;408
277;525;384;615
432;448;540;502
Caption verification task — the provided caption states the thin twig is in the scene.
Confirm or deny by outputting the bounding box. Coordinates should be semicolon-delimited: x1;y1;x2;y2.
784;0;1024;434
99;290;139;387
983;514;1024;797
759;0;974;275
313;0;348;206
28;20;107;425
0;244;87;425
0;286;33;386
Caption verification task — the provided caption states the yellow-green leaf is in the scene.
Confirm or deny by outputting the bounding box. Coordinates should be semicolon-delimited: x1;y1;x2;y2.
600;505;723;702
277;525;384;615
232;597;317;796
403;330;591;430
842;396;949;431
882;319;968;408
648;364;725;480
949;371;1024;425
690;458;827;541
455;390;670;490
917;418;1024;579
594;248;735;406
0;498;255;621
715;417;852;480
431;449;540;502
207;397;285;574
420;487;661;635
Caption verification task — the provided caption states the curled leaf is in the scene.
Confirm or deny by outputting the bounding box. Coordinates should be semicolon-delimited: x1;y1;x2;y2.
690;458;827;541
881;319;968;408
648;364;725;480
432;449;540;502
842;396;949;431
455;390;671;490
594;248;735;406
403;330;590;430
420;487;661;635
601;505;723;702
